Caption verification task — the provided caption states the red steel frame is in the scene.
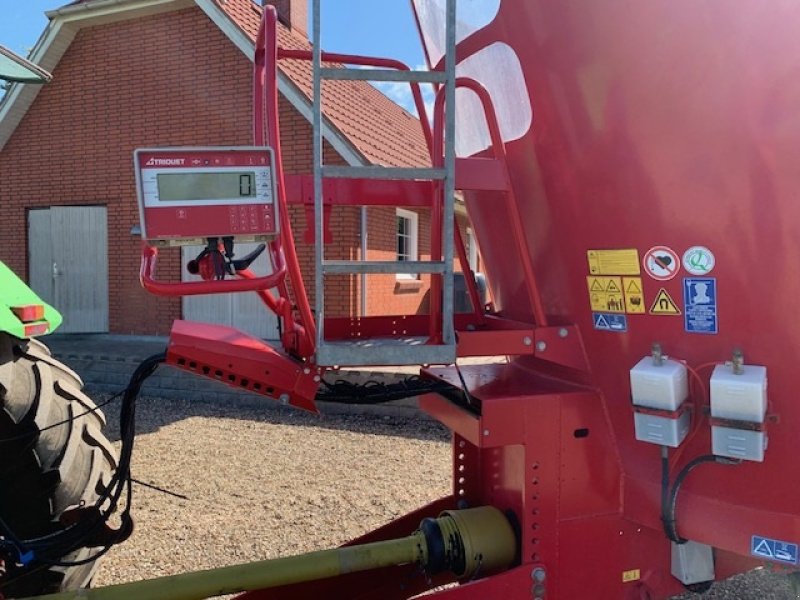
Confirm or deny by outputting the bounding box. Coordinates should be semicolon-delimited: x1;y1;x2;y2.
247;1;798;597
144;1;800;598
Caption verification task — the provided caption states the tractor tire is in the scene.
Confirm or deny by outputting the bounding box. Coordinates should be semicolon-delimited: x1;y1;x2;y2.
0;333;118;597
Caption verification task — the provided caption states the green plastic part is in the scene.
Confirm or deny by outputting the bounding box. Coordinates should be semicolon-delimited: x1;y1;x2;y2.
0;262;62;338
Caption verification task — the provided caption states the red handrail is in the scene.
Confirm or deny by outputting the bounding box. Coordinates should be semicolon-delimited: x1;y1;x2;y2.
254;7;316;358
139;243;287;297
277;48;433;156
432;78;548;327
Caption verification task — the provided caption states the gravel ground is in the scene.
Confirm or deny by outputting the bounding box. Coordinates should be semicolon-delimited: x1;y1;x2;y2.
91;394;796;599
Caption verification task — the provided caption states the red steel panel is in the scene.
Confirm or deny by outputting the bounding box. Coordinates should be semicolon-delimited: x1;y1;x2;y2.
167;320;320;412
408;0;800;592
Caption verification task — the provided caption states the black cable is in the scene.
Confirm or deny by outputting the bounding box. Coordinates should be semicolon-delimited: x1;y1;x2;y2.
663;454;740;544
453;361;474;407
0;352;166;577
660;446;671;541
131;477;189;501
317;375;453;404
0;391;122;444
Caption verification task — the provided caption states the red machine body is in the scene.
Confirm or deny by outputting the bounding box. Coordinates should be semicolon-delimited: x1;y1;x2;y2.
412;0;799;598
140;1;800;598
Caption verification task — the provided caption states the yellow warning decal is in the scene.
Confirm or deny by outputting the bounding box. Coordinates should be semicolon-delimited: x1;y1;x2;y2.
587;249;641;276
622;569;641;583
623;277;645;314
587;276;625;313
649;288;681;315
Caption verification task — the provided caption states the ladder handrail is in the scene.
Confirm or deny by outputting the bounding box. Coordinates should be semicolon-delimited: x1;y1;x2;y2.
254;7;316;358
311;0;457;359
277;48;434;156
426;0;458;345
432;76;548;327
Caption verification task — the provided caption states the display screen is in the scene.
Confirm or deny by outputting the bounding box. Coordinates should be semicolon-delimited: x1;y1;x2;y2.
156;171;257;202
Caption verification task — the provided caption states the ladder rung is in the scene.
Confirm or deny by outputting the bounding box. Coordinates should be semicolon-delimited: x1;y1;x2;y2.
319;67;446;84
321;166;446;181
322;260;447;275
316;340;456;367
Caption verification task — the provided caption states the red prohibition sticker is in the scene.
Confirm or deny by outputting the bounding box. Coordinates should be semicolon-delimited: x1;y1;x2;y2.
643;246;680;281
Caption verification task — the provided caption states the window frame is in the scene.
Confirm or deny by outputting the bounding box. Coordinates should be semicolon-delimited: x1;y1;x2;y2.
396;208;419;280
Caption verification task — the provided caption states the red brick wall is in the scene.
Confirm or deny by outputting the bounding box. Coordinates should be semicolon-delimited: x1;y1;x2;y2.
0;6;360;334
0;6;473;335
364;209;478;316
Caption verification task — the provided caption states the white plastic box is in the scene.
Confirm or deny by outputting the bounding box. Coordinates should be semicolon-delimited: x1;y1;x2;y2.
712;426;767;462
634;410;691;447
630;357;688;410
710;364;768;422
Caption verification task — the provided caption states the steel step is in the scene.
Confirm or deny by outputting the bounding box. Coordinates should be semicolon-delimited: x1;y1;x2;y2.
322;260;446;275
320;165;446;181
320;67;446;84
316;338;456;367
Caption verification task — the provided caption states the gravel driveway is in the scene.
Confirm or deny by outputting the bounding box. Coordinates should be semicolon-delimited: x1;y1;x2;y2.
92;394;796;599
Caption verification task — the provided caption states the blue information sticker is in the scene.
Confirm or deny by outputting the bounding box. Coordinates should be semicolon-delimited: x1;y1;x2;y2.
683;277;718;334
593;312;627;333
751;536;799;565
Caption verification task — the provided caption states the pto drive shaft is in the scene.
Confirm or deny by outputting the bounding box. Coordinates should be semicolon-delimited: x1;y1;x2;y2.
24;506;516;600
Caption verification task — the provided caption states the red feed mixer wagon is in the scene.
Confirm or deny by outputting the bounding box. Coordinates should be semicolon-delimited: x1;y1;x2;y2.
4;0;800;599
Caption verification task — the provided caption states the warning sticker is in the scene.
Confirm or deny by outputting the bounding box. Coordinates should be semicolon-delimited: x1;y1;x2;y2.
644;246;680;281
684;278;718;334
587;249;641;276
683;246;715;276
649;288;681;315
622;569;641;583
593;313;628;332
623;277;645;313
751;535;798;565
587;277;625;313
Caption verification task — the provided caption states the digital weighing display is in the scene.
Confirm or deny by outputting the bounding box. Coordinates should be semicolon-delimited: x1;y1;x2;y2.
134;146;279;243
156;172;257;202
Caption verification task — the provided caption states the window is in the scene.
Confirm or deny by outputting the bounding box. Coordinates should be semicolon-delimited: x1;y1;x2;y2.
413;0;501;66
454;43;532;157
396;208;419;279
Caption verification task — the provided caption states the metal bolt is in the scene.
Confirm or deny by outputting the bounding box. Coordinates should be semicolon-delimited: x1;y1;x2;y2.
532;567;546;582
523;336;533;346
313;375;321;382
732;348;745;375
303;367;311;375
279;394;290;405
651;342;664;366
558;327;569;338
483;429;490;437
533;583;546;598
536;341;547;352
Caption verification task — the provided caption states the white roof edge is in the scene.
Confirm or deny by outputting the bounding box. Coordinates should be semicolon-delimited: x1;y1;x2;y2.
1;0;365;165
0;0;184;151
194;0;367;167
0;21;72;150
45;0;176;20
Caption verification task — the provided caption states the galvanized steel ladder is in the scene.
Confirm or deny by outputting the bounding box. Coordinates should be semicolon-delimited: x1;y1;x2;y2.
310;0;458;367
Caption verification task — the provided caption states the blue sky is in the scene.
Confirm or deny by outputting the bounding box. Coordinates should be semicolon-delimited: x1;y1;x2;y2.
0;1;430;114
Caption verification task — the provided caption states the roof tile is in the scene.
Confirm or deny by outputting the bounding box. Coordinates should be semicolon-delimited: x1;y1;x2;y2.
62;0;431;167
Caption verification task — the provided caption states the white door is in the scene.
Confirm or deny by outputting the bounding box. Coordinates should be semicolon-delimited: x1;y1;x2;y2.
28;206;109;333
181;242;279;340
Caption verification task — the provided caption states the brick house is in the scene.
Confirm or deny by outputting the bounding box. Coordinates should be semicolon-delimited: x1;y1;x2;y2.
0;0;479;338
